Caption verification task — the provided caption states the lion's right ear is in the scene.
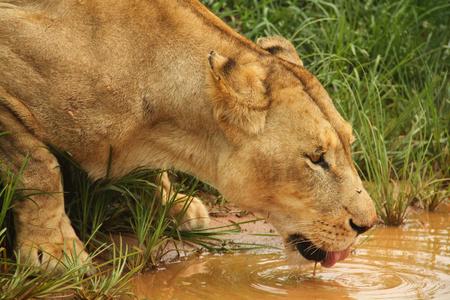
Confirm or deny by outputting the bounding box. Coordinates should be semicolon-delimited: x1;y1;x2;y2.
257;36;303;66
206;51;269;138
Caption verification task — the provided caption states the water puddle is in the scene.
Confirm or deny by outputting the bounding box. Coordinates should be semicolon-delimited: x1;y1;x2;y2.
121;210;450;299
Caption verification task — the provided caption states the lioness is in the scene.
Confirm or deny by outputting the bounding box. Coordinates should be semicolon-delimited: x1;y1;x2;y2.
0;0;377;271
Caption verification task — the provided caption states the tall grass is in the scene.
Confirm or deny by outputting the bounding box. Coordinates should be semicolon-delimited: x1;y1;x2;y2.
203;0;449;225
1;240;141;299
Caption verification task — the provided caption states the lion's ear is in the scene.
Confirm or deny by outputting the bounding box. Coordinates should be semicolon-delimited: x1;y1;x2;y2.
207;51;269;137
257;36;303;66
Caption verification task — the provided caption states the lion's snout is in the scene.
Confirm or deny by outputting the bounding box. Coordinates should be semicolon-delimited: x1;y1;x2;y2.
349;218;372;235
346;188;378;234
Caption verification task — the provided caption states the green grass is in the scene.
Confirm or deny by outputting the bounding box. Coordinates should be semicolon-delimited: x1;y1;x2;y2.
1;0;449;297
1;240;141;299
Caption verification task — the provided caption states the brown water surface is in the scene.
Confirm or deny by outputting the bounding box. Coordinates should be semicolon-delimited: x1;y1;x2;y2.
121;210;450;299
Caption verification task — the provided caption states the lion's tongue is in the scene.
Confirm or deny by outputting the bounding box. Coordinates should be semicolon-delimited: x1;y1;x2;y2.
320;247;351;268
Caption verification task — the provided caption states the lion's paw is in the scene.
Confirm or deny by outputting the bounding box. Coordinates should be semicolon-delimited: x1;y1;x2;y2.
17;238;90;273
171;195;210;231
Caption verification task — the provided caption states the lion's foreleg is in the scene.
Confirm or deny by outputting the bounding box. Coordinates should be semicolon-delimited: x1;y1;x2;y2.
0;111;88;272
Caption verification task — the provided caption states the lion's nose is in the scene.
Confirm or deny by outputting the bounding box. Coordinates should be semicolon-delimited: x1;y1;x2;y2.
349;219;372;235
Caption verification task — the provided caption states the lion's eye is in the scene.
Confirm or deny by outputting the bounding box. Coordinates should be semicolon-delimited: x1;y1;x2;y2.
309;153;328;168
310;153;322;163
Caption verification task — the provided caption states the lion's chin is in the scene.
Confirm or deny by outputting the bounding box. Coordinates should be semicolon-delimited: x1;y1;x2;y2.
285;233;351;268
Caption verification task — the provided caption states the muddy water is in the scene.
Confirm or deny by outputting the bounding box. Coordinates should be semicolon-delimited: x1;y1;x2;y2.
121;211;450;299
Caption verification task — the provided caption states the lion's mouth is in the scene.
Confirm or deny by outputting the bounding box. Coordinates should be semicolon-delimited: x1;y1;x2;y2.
287;234;351;268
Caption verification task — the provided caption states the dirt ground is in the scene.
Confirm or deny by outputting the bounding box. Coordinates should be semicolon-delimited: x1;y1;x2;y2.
207;203;284;251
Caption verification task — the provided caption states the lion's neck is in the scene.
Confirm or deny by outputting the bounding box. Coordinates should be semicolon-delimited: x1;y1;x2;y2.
104;0;260;186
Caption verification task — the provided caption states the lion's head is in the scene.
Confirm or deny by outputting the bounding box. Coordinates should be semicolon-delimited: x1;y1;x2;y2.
207;36;377;267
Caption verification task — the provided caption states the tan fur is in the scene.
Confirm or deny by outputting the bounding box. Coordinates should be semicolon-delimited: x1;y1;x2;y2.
0;0;377;271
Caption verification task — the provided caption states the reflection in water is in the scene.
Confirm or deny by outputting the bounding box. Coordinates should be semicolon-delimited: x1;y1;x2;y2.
121;211;450;300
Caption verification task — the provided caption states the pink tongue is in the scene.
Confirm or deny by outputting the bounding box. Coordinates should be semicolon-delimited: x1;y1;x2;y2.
320;247;351;268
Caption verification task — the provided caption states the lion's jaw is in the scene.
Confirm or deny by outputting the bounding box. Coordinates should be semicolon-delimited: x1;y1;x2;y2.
267;188;375;268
